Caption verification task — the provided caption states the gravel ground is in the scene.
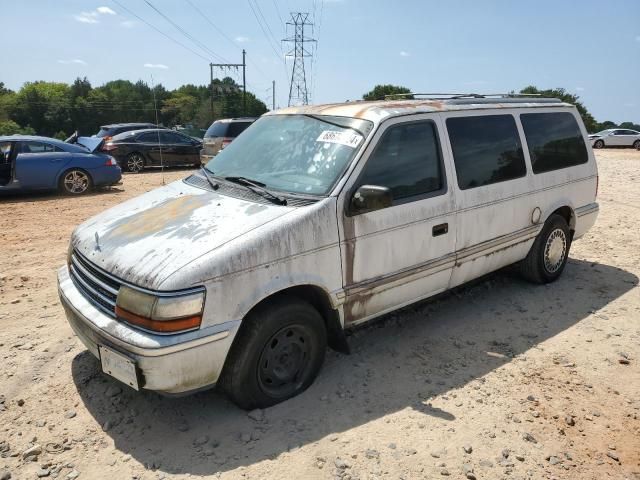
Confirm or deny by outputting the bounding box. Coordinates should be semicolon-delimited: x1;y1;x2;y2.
1;152;639;480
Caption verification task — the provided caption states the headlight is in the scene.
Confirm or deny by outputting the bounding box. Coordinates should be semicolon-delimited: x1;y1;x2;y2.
115;286;205;333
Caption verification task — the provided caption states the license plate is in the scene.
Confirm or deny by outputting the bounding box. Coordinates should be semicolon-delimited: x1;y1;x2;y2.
99;345;139;390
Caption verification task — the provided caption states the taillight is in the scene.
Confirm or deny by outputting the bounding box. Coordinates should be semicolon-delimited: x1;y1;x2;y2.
105;157;117;166
221;137;233;149
102;142;117;152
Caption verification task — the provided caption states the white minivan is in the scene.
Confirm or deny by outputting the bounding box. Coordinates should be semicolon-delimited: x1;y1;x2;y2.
58;95;599;409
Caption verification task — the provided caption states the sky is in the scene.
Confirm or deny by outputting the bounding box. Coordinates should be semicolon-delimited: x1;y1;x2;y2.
2;0;639;124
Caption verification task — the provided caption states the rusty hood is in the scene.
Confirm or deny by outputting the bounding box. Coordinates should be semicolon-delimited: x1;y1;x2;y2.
72;179;293;290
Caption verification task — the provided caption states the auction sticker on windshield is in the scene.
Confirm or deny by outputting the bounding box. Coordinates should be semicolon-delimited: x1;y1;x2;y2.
316;130;363;148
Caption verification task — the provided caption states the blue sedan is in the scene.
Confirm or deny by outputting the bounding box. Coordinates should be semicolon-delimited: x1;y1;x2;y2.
0;135;122;195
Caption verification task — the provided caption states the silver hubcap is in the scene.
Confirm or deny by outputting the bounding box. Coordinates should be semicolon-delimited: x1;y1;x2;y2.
544;228;567;273
64;170;89;194
128;155;143;172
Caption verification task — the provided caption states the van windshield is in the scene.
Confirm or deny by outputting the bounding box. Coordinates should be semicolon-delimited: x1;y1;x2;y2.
205;114;373;196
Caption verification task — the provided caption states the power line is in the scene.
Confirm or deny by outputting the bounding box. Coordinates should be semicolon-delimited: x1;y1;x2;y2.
183;0;269;79
252;0;282;53
271;0;285;33
111;0;211;63
143;0;230;63
247;0;287;69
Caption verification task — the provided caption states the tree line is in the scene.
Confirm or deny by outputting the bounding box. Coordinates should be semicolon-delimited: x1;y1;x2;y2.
362;84;640;133
0;77;268;139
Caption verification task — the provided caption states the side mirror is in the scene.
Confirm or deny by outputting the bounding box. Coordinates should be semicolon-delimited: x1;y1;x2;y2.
350;185;393;215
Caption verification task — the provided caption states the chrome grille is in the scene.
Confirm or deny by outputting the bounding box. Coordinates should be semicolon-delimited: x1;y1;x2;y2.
69;251;121;317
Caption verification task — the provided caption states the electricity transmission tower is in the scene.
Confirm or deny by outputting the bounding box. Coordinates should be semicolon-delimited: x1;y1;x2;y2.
283;13;315;106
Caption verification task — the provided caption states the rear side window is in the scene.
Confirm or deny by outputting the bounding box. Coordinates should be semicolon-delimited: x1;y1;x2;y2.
447;115;526;190
227;121;252;137
358;121;444;202
19;141;62;153
137;132;160;143
205;122;228;138
520;112;588;174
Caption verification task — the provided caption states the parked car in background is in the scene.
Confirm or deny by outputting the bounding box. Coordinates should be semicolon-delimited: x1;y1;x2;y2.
95;123;159;141
102;129;202;173
200;117;256;164
173;124;206;142
589;128;640;148
0;135;121;195
58;95;598;409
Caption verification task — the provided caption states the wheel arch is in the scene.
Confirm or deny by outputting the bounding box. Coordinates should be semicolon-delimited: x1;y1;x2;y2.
548;205;576;234
227;284;349;361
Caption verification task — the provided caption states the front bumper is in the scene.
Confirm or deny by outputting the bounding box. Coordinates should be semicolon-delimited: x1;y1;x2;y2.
57;265;239;394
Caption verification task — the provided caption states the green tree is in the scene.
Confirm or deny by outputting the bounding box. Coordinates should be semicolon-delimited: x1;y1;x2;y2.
0;120;36;136
519;86;597;132
161;93;199;126
362;84;413;101
9;81;72;136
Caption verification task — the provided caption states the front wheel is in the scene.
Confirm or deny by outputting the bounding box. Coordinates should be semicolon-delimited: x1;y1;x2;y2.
593;139;605;149
60;169;92;195
221;296;327;409
520;214;571;284
126;153;145;173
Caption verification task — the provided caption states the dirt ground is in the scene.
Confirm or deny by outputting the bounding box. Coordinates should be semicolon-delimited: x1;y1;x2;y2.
1;151;639;480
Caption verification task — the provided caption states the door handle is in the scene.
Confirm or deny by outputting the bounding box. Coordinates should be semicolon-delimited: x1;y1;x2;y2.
432;223;448;236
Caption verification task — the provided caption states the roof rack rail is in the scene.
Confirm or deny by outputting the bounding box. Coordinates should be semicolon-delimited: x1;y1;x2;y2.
382;92;542;100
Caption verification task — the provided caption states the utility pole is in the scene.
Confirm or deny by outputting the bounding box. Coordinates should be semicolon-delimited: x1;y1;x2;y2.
210;50;247;116
283;13;316;106
272;80;276;110
209;63;214;120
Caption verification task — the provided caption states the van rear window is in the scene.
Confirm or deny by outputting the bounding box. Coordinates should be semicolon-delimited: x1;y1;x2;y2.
227;122;252;137
205;122;228;138
520;112;588;174
447;115;526;190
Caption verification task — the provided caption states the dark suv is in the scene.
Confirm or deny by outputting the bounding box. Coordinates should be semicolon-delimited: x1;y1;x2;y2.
95;123;159;141
200;118;256;164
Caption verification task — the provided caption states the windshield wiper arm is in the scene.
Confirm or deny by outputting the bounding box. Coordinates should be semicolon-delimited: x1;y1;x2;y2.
200;167;219;190
224;176;287;206
303;114;365;137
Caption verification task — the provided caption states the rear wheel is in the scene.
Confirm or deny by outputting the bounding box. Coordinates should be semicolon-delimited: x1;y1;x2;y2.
221;295;327;409
520;214;571;284
126;153;145;173
593;139;605;149
633;140;640;149
60;169;92;195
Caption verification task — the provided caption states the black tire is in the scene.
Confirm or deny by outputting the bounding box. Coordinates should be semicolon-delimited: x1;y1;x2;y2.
59;168;92;195
520;214;571;284
593;139;605;149
221;295;327;409
633;140;640;149
126;152;145;173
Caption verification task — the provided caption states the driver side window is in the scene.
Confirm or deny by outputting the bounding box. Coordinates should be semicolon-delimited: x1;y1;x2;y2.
357;121;446;204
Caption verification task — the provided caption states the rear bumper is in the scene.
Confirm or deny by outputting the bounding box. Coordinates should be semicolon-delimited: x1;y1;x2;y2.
91;166;122;186
574;202;599;239
57;265;239;394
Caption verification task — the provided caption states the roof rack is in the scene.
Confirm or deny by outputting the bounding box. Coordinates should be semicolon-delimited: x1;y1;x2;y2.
382;92;543;100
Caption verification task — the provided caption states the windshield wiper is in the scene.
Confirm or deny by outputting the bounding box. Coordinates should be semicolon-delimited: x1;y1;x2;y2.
303;114;366;137
200;167;219;190
224;176;287;206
